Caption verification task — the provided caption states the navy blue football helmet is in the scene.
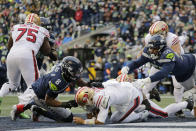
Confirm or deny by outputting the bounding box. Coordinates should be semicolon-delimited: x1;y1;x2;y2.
61;56;83;81
147;34;166;59
148;34;166;50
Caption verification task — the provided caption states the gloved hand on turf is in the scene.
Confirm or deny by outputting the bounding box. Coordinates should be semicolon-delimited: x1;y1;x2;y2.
61;100;78;109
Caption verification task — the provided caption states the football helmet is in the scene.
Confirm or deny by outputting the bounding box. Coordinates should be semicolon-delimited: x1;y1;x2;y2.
25;13;41;25
147;34;166;59
61;56;83;81
40;17;52;31
75;86;94;107
149;21;168;36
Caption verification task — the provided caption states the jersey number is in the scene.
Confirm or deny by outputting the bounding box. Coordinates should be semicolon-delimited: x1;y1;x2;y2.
15;28;38;43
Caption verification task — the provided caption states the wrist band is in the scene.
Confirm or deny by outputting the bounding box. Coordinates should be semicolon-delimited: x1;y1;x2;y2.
84;118;95;125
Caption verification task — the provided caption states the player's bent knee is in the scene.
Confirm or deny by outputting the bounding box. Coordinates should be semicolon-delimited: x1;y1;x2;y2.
60;113;73;122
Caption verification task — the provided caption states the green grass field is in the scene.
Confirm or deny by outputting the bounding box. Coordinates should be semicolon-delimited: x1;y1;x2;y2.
0;94;175;117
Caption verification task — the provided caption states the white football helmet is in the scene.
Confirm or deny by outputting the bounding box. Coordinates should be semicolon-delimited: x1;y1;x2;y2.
25;13;41;25
149;21;168;36
75;86;94;107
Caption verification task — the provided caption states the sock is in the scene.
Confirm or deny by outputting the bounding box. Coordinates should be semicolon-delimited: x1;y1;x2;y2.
16;104;24;113
164;101;187;116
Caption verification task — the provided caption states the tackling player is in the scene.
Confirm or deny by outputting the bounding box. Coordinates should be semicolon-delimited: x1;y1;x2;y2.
11;56;89;122
123;21;185;105
73;77;193;125
121;34;196;104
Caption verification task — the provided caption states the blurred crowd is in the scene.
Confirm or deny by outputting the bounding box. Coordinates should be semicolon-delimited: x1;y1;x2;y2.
0;0;195;91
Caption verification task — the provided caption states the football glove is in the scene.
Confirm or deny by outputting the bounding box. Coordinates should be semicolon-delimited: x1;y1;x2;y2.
61;100;78;109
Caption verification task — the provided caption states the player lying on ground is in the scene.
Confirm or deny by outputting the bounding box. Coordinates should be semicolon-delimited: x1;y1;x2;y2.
73;76;193;125
10;56;89;122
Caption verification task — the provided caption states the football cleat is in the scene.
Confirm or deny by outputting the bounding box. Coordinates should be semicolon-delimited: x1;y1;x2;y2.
149;88;161;102
31;105;40;122
186;97;193;111
175;110;185;118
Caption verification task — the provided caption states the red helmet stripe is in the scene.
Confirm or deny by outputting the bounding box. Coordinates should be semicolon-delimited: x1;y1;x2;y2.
75;87;87;103
150;21;159;34
30;14;35;23
28;14;32;22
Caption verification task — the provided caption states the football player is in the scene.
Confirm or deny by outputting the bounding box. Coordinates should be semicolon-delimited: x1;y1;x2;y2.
36;17;58;70
123;21;185;105
121;34;196;104
0;13;57;117
10;56;89;122
73;77;193;125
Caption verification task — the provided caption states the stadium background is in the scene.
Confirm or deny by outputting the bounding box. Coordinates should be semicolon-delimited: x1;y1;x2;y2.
0;0;195;117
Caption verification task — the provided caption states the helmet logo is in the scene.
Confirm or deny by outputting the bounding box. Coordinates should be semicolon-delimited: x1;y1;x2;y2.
82;94;88;103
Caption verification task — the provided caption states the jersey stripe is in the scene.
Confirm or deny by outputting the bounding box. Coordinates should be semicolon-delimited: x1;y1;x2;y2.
150;106;168;118
172;37;179;45
32;50;39;81
97;96;103;107
119;96;140;122
96;96;102;107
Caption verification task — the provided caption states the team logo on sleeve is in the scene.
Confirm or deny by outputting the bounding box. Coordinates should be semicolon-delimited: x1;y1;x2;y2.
49;81;58;91
166;53;174;59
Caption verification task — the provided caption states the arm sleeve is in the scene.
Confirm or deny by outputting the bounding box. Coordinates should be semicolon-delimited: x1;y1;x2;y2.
96;106;109;123
126;55;149;74
150;62;175;82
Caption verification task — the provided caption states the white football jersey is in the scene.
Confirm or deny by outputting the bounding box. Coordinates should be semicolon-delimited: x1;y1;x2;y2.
93;79;142;123
10;23;49;55
145;32;184;54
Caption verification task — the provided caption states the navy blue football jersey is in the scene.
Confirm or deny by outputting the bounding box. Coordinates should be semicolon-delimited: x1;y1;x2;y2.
32;65;72;99
127;47;195;82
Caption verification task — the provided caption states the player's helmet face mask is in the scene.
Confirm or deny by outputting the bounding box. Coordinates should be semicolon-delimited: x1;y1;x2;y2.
61;56;83;82
147;34;166;59
75;87;94;107
25;13;41;25
149;21;168;37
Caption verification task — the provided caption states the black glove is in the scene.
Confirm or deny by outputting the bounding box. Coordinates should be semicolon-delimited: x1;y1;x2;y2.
90;82;104;88
142;99;151;111
61;100;78;109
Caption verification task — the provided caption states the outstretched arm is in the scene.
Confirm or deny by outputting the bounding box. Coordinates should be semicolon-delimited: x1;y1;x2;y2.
73;117;104;125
